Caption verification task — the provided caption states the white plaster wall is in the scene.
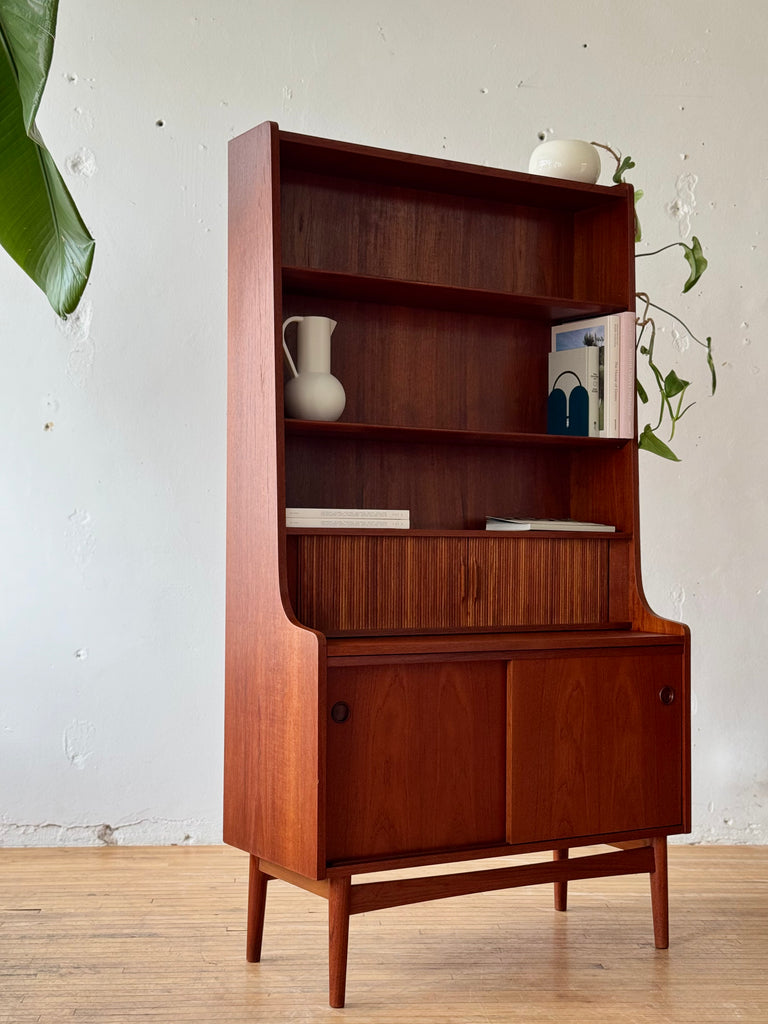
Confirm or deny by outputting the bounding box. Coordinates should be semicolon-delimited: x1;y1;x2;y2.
1;0;765;846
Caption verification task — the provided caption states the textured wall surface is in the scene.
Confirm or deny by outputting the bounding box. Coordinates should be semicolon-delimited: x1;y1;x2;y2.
1;0;765;845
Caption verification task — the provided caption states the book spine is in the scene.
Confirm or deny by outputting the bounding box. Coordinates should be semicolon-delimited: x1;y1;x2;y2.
603;316;620;437
587;349;600;437
285;508;409;520
618;311;636;438
287;518;410;529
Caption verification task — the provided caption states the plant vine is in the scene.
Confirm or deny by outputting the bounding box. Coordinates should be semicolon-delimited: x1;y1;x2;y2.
591;142;715;460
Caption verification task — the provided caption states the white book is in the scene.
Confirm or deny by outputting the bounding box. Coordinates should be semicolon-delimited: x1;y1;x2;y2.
485;516;615;532
286;507;409;520
287;517;410;529
551;316;607;436
547;346;600;437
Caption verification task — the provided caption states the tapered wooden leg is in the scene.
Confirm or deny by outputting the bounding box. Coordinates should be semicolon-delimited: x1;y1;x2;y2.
553;848;568;911
328;876;352;1008
246;855;269;962
650;836;669;948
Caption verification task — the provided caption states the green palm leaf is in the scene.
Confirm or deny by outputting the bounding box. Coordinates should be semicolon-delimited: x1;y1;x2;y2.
0;0;94;317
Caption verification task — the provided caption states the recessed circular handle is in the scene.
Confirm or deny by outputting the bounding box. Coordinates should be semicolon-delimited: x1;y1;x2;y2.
330;701;350;724
659;686;676;706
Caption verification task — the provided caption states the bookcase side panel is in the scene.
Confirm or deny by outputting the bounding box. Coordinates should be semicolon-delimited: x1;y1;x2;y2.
225;122;325;879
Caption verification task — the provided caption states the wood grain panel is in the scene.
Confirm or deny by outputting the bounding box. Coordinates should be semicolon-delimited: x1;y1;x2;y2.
507;651;685;845
225;121;325;879
326;662;507;862
281;295;548;434
285;437;570;531
282;172;573;298
294;534;610;633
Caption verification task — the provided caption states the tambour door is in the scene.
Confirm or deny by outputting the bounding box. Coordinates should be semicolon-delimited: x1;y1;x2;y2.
294;534;612;633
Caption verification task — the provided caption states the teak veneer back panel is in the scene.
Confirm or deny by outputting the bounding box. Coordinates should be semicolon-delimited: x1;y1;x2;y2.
281;296;548;434
282;172;575;298
285;437;571;531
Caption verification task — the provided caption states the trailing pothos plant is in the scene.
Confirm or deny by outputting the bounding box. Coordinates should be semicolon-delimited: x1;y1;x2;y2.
0;0;94;317
592;142;715;461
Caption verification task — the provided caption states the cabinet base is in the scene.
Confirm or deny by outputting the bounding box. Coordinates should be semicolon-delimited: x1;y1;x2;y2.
245;838;669;1008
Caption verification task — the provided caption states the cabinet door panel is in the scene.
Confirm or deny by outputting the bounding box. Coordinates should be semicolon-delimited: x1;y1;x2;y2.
507;651;684;845
327;662;507;863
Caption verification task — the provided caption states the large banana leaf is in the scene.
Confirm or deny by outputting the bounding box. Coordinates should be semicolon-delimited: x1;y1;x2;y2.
0;0;94;317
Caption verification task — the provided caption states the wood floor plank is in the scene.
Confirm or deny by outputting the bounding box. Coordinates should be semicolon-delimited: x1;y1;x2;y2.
0;845;766;1021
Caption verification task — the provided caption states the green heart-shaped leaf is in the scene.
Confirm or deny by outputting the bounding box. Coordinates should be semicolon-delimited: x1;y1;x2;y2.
613;155;635;184
638;424;680;461
681;236;707;294
663;370;690;398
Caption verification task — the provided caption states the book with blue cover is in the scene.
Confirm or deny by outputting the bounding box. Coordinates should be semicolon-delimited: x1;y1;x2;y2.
547;345;600;436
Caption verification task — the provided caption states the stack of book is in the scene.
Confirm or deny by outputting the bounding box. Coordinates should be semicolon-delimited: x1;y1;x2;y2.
286;507;410;529
547;312;636;438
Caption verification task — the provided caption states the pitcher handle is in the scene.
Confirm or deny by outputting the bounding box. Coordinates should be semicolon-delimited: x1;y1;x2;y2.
281;316;302;378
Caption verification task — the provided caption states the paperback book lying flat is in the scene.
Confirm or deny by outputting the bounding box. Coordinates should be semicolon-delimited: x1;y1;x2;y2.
286;507;410;528
486;516;616;532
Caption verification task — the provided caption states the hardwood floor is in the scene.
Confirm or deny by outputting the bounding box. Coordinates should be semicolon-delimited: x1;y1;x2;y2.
1;844;766;1022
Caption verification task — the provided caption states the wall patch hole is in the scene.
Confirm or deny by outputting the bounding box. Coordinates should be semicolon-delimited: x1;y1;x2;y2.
44;422;54;432
155;119;165;128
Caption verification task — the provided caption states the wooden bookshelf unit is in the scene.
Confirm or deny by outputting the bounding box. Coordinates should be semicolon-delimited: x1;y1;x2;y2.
224;122;691;1007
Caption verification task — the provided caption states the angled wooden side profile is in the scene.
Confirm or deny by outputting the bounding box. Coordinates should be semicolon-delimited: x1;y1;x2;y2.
225;121;690;1007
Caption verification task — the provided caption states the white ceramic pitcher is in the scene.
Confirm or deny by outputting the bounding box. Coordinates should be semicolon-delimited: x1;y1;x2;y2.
282;315;346;421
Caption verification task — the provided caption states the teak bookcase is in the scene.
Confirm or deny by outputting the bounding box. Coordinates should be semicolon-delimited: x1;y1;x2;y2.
225;122;691;1008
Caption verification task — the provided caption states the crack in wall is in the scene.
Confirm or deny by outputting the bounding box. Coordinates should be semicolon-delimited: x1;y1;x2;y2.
0;818;218;848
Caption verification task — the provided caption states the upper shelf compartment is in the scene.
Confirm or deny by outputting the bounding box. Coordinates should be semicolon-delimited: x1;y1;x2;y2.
279;130;632;211
278;129;636;312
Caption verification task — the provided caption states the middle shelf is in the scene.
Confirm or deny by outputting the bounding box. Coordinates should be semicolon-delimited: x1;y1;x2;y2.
285;418;632;449
283;265;626;320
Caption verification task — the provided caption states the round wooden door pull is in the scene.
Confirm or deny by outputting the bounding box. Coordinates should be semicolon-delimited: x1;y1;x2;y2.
659;686;676;706
330;701;350;723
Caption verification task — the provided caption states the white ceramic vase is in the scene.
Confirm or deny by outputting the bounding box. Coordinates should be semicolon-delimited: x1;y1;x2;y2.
282;315;346;421
528;139;601;184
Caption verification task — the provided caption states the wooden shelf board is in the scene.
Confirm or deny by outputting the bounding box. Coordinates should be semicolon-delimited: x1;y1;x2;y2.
283;265;625;320
326;629;684;663
287;527;630;539
285;418;633;449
